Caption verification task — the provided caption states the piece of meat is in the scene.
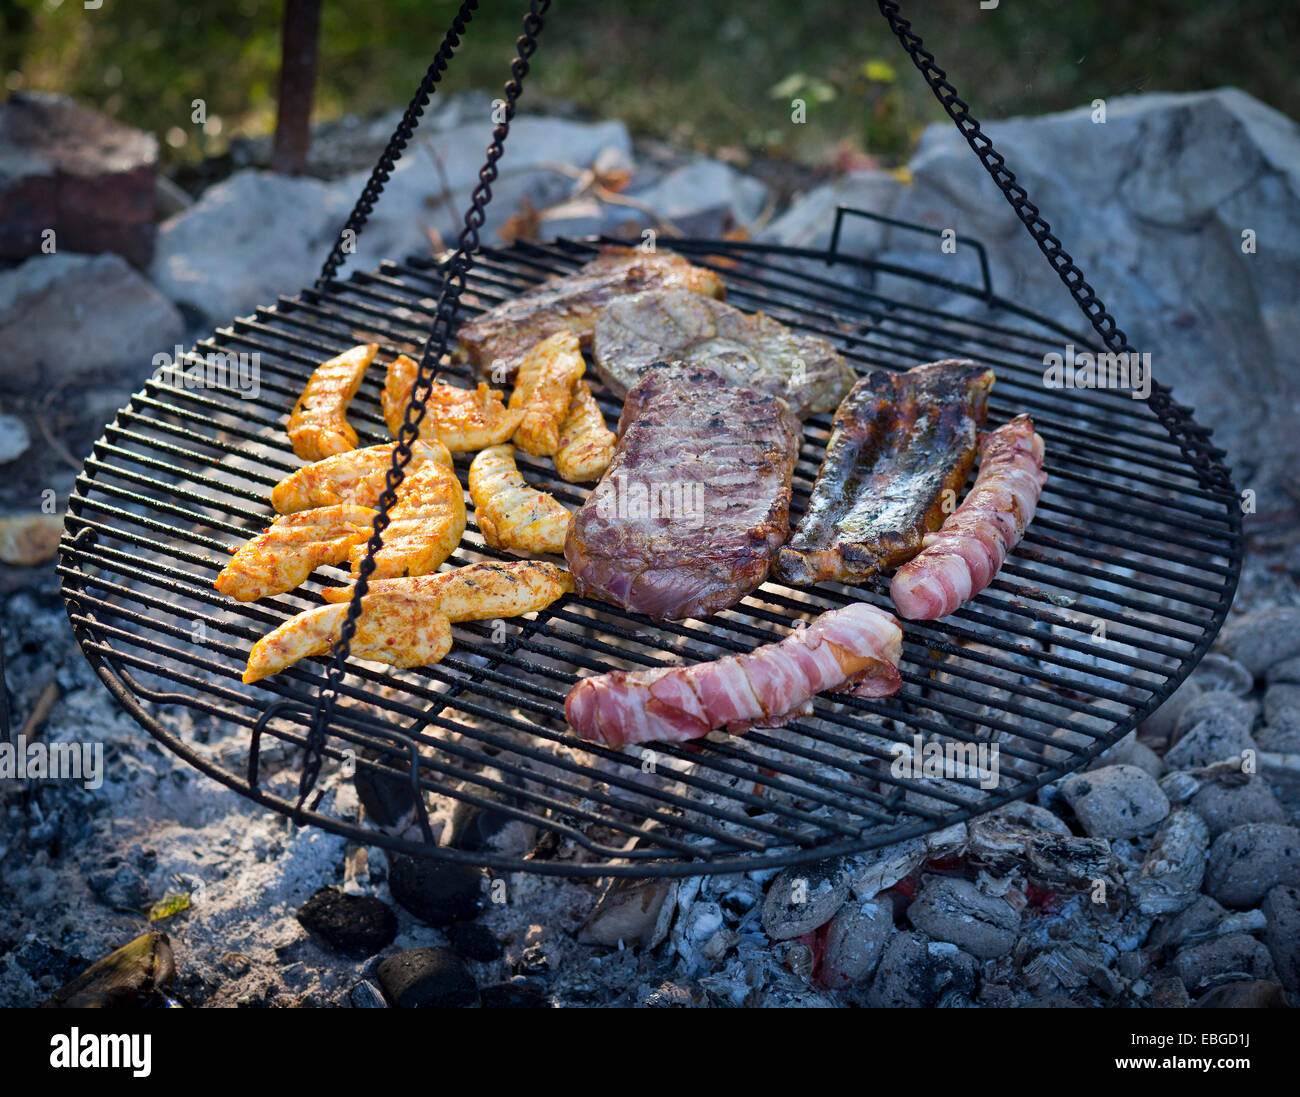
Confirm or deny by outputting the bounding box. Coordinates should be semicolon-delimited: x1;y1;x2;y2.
890;414;1047;620
565;363;801;621
320;560;574;615
456;245;725;382
286;343;377;460
381;354;522;451
508;330;586;457
565;602;903;747
776;360;994;586
593;289;856;418
468;444;570;555
270;440;453;514
554;381;615;483
352;463;466;580
215;503;375;601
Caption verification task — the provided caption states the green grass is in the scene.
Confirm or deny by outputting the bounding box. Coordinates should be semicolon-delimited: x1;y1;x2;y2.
4;0;1294;171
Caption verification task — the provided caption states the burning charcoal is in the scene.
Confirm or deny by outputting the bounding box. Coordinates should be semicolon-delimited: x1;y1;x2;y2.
1021;941;1114;994
1165;717;1258;772
866;932;977;1008
41;931;175;1008
1172;932;1276;993
906;876;1020;959
1149;895;1230;951
1264;683;1300;728
925;822;968;861
1215;606;1300;676
1024;832;1113;889
375;947;477;1008
1172;691;1258;744
1130;809;1210;916
349;979;388;1008
821;897;892;988
1190;653;1255;696
1194;980;1288;1008
1094;732;1164;779
1257;721;1300;753
385;852;485;926
577;878;676;949
480;981;549;1008
1261;885;1300;994
1190;774;1286;837
1159;770;1201;804
1060;764;1169;840
642;980;705;1008
1141;675;1202;744
447;777;537;857
448;921;504;963
761;860;850;940
84;855;152;911
1267;654;1300;687
1204;823;1300;907
846;838;926;899
296;887;398;958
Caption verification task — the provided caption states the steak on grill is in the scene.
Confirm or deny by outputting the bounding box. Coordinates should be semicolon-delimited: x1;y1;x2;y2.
565;363;801;621
592;288;856;418
455;246;725;382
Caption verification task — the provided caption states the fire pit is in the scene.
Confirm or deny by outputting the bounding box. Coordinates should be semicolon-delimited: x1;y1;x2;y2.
56;0;1241;879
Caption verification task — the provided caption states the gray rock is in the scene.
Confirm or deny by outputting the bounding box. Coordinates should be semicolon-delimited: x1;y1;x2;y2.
1260;885;1300;993
1266;654;1300;686
1264;683;1300;728
907;876;1020;959
627;158;768;236
867;932;978;1008
1189;653;1254;696
760;170;904;253
1173;932;1275;992
1190;775;1286;836
1165;717;1258;771
761;860;849;940
1205;824;1300;907
1217;607;1300;676
0;252;184;386
0;414;30;464
1131;808;1210;916
1171;691;1258;744
1194;980;1289;1008
1061;764;1169;839
820;898;893;988
375;947;477;1008
1141;676;1202;743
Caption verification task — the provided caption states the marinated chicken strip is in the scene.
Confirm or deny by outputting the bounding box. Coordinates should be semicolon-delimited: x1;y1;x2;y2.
891;415;1047;620
243;596;452;683
286;343;377;460
776;361;994;586
381;353;522;450
321;560;574;616
270;440;453;514
214;504;375;602
351;463;466;580
554;382;615;483
456;245;725;382
245;561;573;681
508;331;585;457
565;602;903;747
468;444;570;555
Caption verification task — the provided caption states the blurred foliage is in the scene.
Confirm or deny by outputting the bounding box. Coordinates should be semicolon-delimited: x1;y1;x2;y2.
3;0;1295;170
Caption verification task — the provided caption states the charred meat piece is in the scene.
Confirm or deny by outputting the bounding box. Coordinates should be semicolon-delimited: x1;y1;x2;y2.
456;246;725;382
565;602;903;747
565;363;801;621
593;289;856;418
776;360;994;586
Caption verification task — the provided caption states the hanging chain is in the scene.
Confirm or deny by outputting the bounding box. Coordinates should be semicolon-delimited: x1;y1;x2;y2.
295;0;551;814
316;0;480;288
876;0;1233;494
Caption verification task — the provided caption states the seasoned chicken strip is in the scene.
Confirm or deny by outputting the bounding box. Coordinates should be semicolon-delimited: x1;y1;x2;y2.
381;353;522;450
270;440;453;514
351;463;466;580
554;382;615;483
286;343;377;460
468;445;570;555
508;331;585;457
215;504;375;602
243;596;452;683
321;560;574;616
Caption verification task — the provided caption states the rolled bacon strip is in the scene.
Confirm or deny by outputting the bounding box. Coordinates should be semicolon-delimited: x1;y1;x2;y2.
565;602;903;747
890;414;1047;621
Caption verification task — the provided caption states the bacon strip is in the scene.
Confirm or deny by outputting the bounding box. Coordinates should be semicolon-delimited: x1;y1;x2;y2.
565;602;903;747
889;414;1047;621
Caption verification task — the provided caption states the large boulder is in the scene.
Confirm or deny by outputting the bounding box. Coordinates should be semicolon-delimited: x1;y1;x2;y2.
0;93;158;267
763;89;1300;493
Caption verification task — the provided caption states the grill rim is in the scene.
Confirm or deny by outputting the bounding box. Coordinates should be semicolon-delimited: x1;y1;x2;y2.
58;233;1243;878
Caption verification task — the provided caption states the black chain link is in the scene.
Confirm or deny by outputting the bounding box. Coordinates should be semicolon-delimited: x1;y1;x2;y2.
295;0;551;814
876;0;1234;495
316;0;480;288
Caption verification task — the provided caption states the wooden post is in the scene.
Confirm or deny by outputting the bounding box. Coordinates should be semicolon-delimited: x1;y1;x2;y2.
271;0;323;175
